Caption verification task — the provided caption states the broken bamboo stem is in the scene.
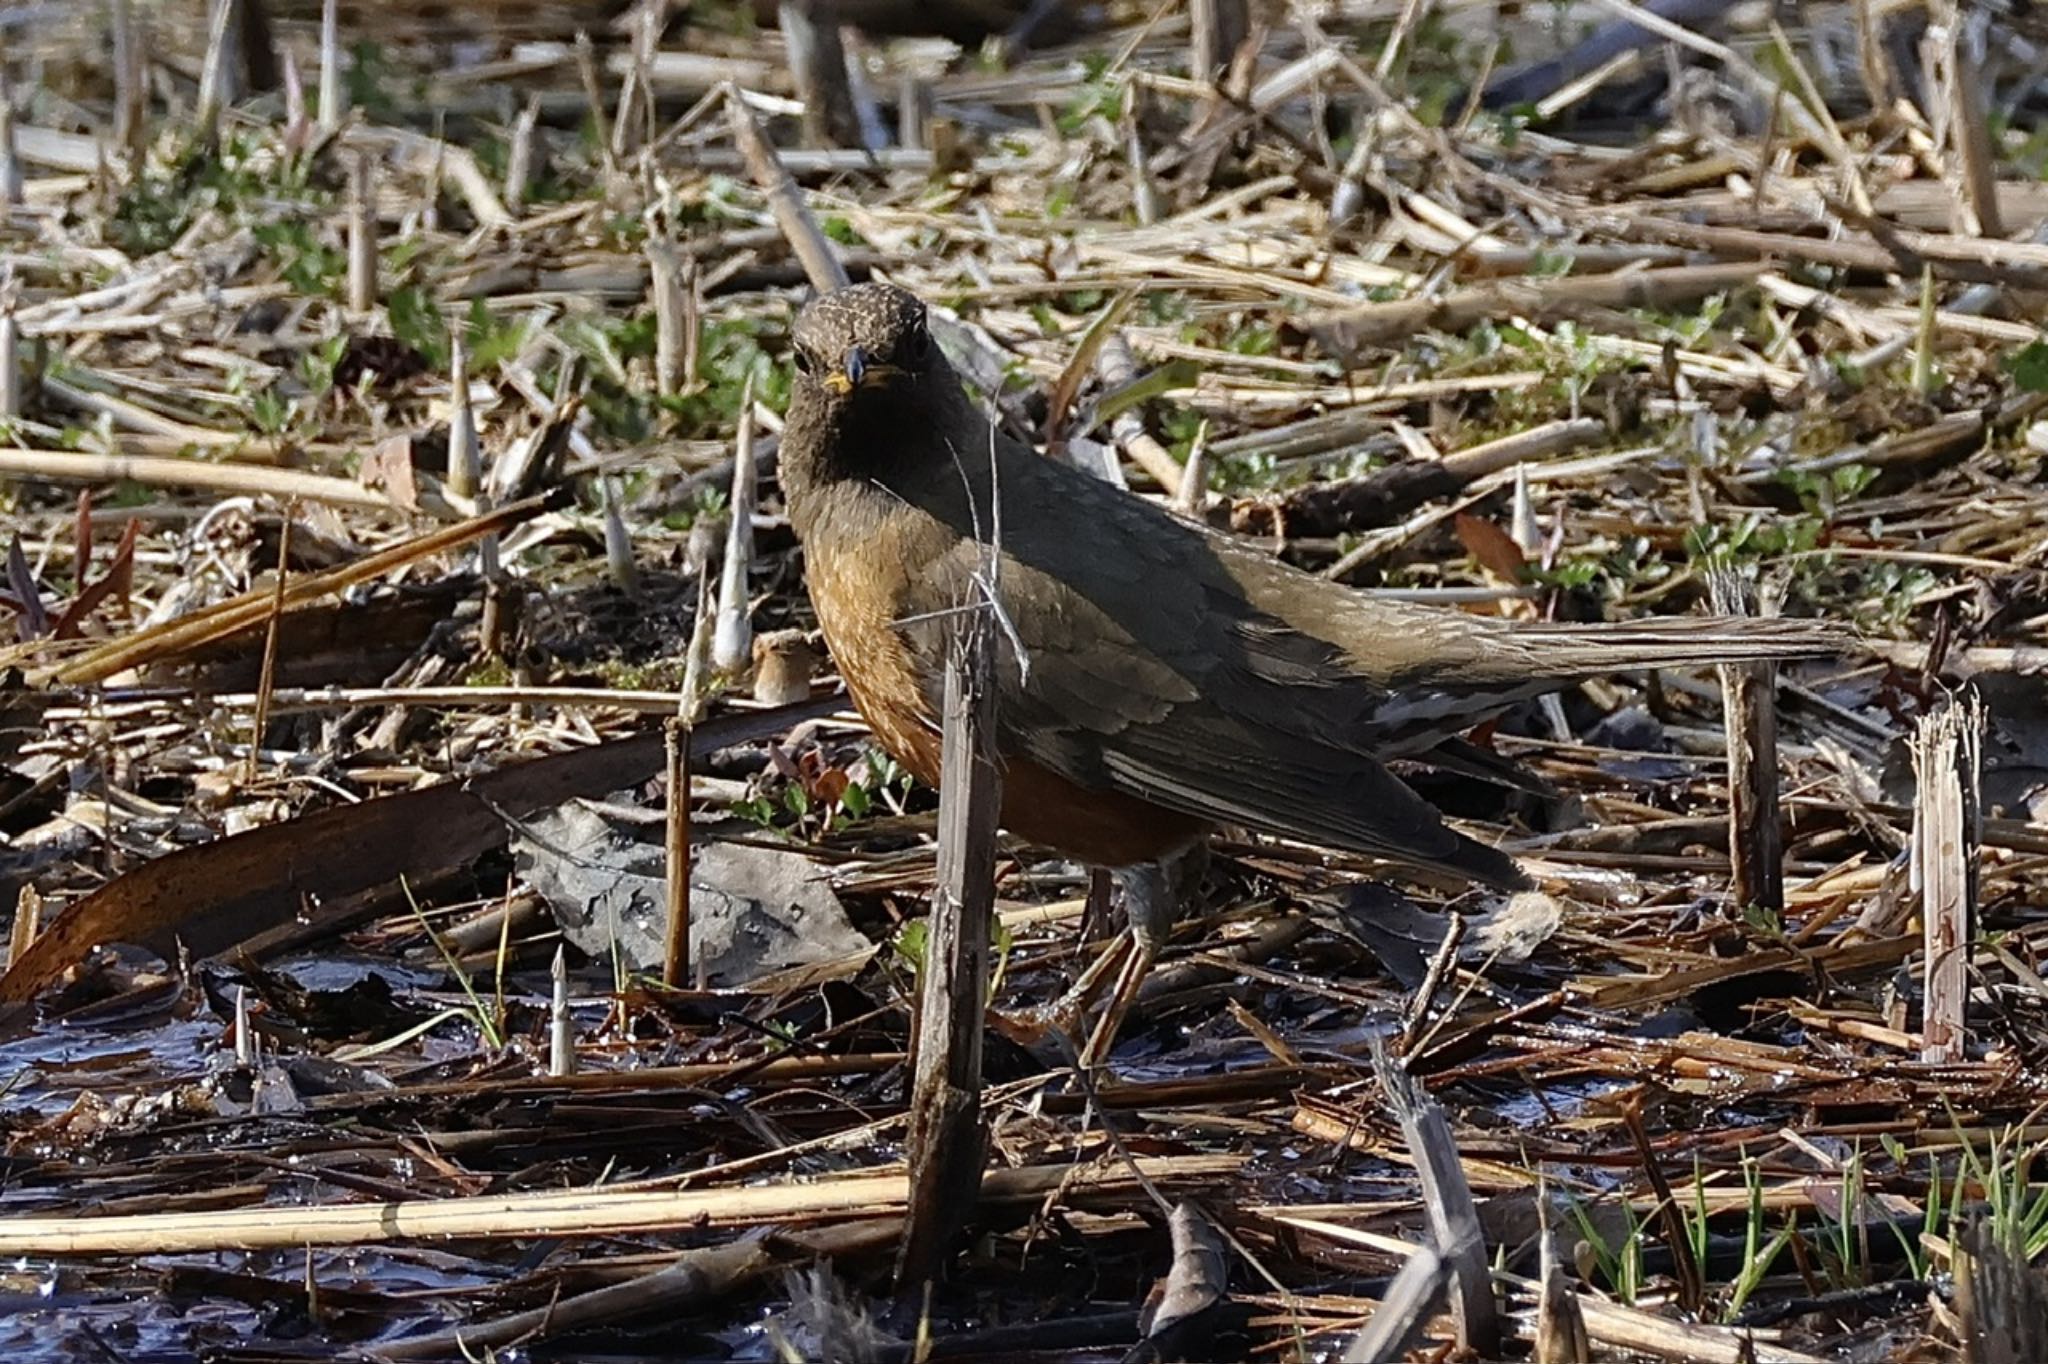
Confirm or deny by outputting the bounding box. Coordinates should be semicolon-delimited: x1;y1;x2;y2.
1710;573;1784;919
897;600;1003;1290
1373;1042;1497;1357
1911;693;1981;1064
662;715;693;990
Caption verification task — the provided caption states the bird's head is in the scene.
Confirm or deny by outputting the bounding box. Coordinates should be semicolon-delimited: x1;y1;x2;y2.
789;282;937;406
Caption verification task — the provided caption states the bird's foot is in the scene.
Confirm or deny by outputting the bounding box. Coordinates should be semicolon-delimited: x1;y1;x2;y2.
1077;931;1158;1070
994;857;1188;1064
987;930;1128;1053
1074;859;1180;1067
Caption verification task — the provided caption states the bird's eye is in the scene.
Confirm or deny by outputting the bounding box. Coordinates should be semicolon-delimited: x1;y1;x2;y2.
793;349;814;376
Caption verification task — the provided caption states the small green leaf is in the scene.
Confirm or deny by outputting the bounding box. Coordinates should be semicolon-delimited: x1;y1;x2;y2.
1092;358;1202;427
388;285;448;369
893;920;929;973
2007;338;2048;391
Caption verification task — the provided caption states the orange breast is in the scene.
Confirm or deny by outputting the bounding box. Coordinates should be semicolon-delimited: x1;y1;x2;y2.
805;527;948;786
993;757;1209;868
806;538;1207;869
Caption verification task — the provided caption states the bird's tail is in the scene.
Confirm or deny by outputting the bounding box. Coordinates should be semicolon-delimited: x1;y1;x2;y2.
1343;613;1853;884
1492;615;1854;678
1382;613;1853;694
1362;612;1851;761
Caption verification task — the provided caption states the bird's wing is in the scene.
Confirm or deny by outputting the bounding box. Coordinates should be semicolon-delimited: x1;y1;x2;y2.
878;421;1837;885
890;453;1527;887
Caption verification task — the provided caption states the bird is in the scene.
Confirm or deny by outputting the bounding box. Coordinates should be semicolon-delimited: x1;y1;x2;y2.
779;281;1845;1052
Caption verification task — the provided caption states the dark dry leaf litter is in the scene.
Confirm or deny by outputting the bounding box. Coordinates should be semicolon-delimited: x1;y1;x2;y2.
2;1;2048;1361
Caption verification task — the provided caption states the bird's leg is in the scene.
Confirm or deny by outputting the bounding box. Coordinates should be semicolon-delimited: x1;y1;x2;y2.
1013;845;1204;1063
1077;859;1174;1067
1077;840;1212;1066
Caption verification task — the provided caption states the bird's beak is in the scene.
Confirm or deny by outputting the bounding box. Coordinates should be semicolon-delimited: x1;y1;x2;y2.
821;344;903;396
